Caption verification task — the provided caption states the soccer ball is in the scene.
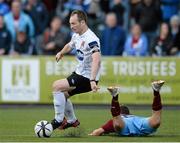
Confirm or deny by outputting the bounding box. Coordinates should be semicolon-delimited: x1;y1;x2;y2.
34;120;53;138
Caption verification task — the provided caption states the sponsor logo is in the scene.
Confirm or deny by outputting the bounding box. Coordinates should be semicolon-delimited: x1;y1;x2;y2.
76;49;84;61
1;60;40;102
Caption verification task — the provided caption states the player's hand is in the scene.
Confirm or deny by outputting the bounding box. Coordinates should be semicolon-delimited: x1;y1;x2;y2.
90;81;99;92
56;52;63;62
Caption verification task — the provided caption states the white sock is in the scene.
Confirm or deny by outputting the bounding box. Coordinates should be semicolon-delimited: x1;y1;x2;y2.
65;99;77;123
53;91;65;123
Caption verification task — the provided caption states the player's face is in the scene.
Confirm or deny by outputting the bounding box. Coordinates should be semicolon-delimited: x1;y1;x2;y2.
69;14;83;34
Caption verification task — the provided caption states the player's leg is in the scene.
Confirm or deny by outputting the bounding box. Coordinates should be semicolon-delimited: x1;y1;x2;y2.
65;99;78;123
89;87;125;136
148;80;165;129
107;87;125;131
59;98;80;129
51;78;71;130
58;72;91;129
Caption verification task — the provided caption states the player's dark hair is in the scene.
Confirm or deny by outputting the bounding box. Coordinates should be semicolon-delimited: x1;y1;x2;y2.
120;105;130;115
70;10;88;24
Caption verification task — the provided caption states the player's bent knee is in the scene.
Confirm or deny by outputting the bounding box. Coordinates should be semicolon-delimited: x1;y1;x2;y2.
52;81;63;91
52;81;58;91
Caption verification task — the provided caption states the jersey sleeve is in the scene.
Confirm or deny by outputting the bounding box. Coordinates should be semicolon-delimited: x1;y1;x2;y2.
88;40;100;54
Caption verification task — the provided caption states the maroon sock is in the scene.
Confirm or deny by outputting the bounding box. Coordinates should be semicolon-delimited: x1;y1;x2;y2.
113;94;118;100
111;96;121;117
152;90;162;111
101;119;115;133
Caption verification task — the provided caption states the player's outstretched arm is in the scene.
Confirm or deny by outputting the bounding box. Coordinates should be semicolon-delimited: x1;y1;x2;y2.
56;43;71;62
90;51;101;92
88;128;105;136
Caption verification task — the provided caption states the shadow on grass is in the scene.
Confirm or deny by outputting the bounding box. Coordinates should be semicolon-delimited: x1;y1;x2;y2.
61;126;86;138
101;133;180;138
152;134;180;137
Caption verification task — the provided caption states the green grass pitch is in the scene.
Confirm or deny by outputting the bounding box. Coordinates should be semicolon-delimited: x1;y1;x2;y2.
0;106;180;142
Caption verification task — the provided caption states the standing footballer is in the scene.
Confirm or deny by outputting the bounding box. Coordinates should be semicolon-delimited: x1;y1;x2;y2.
51;10;101;130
